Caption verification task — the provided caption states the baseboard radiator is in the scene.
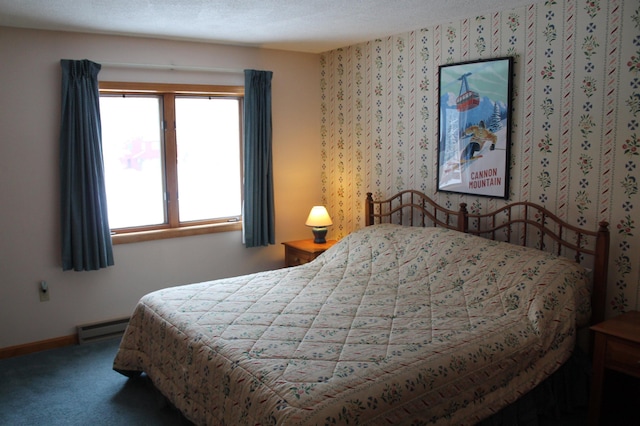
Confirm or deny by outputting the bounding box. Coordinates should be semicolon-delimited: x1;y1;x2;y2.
77;317;130;344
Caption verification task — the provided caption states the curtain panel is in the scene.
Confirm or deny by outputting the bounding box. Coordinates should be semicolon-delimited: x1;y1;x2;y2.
59;59;114;271
243;69;275;247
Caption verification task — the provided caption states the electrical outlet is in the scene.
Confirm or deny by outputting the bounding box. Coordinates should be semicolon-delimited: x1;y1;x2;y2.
39;280;50;302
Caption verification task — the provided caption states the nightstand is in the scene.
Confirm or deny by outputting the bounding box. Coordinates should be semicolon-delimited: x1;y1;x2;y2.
588;310;640;425
282;239;336;267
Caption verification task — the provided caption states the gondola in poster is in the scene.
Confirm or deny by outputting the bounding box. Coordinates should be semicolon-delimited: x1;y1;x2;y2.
437;57;513;198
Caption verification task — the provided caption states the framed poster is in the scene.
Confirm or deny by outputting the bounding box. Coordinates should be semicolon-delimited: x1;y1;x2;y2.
437;57;513;198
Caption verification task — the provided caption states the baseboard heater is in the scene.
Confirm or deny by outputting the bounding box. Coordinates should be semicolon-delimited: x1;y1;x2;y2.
77;317;130;344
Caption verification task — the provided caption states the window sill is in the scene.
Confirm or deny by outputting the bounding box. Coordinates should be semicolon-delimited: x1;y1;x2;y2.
111;221;242;245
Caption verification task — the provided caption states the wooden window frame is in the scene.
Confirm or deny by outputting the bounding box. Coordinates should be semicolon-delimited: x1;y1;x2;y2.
99;82;244;244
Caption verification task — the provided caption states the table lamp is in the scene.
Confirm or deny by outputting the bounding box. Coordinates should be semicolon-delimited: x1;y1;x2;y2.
305;206;333;244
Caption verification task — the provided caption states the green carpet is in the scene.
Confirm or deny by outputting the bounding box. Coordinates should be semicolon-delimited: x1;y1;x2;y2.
0;338;193;425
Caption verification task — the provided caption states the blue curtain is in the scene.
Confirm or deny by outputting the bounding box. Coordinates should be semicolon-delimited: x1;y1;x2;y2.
243;69;275;247
59;59;114;271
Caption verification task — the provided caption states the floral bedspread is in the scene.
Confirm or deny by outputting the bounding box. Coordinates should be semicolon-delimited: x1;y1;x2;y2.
113;224;591;425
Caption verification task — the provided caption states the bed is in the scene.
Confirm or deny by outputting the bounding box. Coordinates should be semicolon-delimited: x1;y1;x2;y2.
113;190;609;425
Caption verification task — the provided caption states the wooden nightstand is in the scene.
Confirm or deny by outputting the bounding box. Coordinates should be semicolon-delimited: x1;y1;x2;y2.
588;310;640;425
282;239;336;267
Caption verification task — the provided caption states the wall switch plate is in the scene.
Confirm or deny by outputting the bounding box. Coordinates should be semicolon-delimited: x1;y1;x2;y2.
39;280;49;302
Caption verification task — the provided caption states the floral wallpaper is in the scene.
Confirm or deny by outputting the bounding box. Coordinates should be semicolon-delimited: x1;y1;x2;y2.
320;0;640;316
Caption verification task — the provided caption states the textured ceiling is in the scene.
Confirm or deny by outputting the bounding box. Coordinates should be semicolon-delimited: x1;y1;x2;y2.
0;0;544;53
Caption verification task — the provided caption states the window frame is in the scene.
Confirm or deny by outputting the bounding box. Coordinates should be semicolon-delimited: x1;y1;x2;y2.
99;81;244;245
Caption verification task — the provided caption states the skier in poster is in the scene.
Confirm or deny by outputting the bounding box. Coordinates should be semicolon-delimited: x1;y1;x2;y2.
459;120;497;164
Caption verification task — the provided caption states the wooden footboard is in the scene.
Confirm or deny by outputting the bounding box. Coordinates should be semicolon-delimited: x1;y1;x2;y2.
365;191;610;325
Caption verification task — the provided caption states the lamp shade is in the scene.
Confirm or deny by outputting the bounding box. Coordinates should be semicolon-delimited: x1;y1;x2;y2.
305;206;333;227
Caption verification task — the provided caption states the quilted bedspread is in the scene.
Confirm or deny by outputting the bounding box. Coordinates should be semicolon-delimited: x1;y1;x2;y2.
113;224;591;425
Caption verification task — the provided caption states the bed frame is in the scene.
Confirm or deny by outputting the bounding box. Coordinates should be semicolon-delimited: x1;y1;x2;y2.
365;190;610;325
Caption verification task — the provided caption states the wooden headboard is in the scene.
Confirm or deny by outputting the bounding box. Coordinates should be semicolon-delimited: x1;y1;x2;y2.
365;190;610;325
365;190;467;230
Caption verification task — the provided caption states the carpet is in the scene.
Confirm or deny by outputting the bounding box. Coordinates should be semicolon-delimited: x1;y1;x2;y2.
0;338;192;426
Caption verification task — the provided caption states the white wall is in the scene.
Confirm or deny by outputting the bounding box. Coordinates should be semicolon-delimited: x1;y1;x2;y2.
0;27;322;348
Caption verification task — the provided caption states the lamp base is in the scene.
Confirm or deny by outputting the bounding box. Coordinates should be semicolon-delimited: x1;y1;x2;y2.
311;227;328;244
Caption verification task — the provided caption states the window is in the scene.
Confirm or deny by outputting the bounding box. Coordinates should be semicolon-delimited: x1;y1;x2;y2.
99;82;244;244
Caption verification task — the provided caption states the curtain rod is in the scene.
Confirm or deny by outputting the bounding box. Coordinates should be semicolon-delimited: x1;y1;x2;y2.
98;61;244;74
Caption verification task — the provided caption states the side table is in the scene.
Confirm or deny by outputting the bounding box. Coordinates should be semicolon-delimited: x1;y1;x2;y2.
282;239;336;267
588;310;640;425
